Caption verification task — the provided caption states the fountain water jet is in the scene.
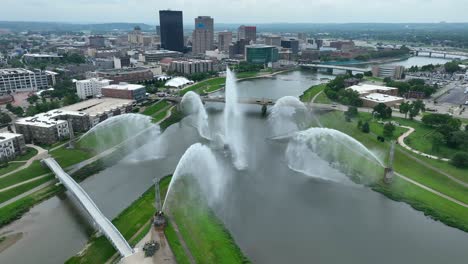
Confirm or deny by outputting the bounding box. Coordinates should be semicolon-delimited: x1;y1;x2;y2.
286;127;384;183
162;143;225;212
223;68;247;170
268;96;309;139
180;91;211;140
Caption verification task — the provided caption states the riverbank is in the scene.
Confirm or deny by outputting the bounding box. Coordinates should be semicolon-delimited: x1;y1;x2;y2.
318;111;468;232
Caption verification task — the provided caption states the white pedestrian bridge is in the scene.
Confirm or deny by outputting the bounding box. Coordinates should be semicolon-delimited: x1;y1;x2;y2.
42;158;134;258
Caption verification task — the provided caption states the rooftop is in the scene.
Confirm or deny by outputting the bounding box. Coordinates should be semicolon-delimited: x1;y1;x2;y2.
102;83;145;91
165;77;194;88
0;132;23;141
61;97;134;116
23;53;62;58
16;110;86;128
361;93;404;103
347;84;398;95
246;44;276;49
0;68;34;75
76;78;112;84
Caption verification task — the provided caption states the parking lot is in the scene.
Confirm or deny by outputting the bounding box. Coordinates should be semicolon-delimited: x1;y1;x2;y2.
438;84;468;105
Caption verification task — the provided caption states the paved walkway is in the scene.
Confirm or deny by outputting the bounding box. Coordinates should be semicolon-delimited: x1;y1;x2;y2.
0;144;48;179
0;180;55;208
397;125;450;162
395;172;468;208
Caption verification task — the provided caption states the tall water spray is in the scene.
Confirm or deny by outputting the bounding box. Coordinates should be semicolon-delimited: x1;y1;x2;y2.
268;96;309;139
224;68;247;169
180;91;210;140
162;143;225;211
78;114;159;153
286;127;384;183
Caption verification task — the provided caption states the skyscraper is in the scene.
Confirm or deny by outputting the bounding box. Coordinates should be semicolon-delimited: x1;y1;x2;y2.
192;16;214;55
238;25;256;43
217;31;232;52
159;10;184;52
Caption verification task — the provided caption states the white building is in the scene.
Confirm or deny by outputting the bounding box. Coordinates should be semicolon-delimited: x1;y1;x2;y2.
0;68;57;94
169;59;214;75
75;78;111;99
0;133;26;160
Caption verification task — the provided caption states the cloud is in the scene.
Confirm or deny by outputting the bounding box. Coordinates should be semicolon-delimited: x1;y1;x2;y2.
1;0;466;23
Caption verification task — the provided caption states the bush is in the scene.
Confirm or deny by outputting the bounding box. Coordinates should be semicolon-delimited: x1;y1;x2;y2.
361;122;370;133
451;152;468;168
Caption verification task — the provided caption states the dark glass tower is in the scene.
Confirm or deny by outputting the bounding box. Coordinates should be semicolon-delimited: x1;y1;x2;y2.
159;10;184;52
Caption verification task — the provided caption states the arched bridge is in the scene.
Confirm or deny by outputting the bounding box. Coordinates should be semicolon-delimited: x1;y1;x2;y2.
42;158;134;258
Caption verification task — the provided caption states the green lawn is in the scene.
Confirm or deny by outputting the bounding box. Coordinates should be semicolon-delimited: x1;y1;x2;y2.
364;76;384;82
166;177;249;264
49;147;93;168
0;176;54;204
0;161;49;189
142;100;170;116
0;162;25;176
152;106;171;123
13;147;38;161
179;77;226;96
236;71;260;79
315;90;333;104
300;83;327;102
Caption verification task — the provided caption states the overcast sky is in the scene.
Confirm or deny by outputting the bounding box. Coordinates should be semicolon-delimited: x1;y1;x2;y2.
2;0;467;24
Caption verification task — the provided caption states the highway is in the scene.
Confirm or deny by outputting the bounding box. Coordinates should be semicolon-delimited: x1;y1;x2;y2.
42;158;134;258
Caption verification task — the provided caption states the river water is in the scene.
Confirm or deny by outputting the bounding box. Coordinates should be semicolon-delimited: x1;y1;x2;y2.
1;56;467;264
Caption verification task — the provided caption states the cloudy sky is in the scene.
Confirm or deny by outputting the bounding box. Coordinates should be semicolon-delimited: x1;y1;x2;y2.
2;0;466;24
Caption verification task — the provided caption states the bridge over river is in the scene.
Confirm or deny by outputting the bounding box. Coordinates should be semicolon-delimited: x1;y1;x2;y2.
42;158;134;258
299;63;370;73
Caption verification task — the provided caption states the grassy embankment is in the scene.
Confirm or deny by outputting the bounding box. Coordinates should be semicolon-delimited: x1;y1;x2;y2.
164;177;250;264
0;147;39;176
142;100;172;123
300;83;331;104
179;77;226;96
318;111;468;232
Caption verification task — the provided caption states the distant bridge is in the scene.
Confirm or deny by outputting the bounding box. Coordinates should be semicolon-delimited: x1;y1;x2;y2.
409;48;468;59
42;158;134;258
166;96;276;106
299;63;370;73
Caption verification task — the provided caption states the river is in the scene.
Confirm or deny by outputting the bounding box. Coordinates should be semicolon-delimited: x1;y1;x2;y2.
1;56;467;264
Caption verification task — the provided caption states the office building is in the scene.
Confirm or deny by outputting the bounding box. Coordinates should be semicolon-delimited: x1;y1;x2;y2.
192;16;214;55
0;68;57;93
75;78;111;99
0;133;26;160
330;41;355;52
372;65;405;80
113;56;131;69
238;25;256;42
139;50;183;63
101;83;147;101
245;45;279;64
61;98;133;127
281;39;299;54
128;26;143;44
88;36;106;48
229;39;249;58
94;67;153;84
159;10;184;52
264;35;282;47
169;59;213;75
218;31;232;52
156;26;160;36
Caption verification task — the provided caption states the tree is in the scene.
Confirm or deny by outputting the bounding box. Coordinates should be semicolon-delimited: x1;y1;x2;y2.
357;120;363;129
448;131;468;150
444;61;461;74
345;106;359;120
465;124;468;132
0;112;12;125
27;94;39;104
383;77;392;84
430;132;445;152
354;73;364;79
399;102;410;118
373;103;392;119
364;71;372;77
361;122;370;133
451;152;468;168
383;123;395;138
